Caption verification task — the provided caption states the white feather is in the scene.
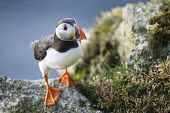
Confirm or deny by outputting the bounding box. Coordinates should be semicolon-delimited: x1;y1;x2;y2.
39;41;82;77
55;23;76;41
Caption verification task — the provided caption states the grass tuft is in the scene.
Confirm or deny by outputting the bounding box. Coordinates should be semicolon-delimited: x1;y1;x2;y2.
78;58;170;113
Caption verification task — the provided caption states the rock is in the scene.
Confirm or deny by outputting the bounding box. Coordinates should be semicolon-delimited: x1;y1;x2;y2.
119;2;170;72
75;1;170;76
0;75;102;113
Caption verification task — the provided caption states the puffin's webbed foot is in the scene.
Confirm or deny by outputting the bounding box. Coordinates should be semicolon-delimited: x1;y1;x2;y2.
57;69;78;87
44;77;60;106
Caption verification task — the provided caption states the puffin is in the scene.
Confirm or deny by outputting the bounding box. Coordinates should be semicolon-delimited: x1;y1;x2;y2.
30;18;86;106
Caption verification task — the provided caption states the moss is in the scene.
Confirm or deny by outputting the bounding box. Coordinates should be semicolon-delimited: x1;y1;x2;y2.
148;11;170;58
75;8;123;77
149;11;170;25
77;84;99;109
77;58;170;112
159;0;170;12
78;99;86;108
75;70;88;80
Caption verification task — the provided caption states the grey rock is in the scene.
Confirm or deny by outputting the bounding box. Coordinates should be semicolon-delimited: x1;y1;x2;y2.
0;75;102;113
115;2;170;72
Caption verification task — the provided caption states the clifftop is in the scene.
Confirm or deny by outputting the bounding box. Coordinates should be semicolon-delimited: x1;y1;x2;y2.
0;76;101;113
1;0;170;113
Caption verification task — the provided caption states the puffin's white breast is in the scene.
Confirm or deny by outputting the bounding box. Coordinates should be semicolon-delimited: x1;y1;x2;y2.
41;41;82;69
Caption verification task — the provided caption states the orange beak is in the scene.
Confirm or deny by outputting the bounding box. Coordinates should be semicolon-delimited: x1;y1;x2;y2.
75;25;86;40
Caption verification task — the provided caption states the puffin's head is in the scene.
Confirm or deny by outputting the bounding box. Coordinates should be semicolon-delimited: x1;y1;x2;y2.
55;18;86;41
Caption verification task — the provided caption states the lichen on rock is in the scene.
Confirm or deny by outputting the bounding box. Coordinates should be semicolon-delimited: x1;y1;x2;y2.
0;76;102;113
121;2;169;72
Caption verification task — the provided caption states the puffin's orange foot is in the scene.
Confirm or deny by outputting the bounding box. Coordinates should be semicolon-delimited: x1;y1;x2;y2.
57;73;78;87
44;87;60;106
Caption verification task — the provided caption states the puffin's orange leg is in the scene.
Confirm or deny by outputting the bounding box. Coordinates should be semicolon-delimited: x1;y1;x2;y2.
44;76;60;106
57;69;78;87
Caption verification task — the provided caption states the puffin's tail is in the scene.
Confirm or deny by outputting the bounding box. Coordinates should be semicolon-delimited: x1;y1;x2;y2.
29;40;39;50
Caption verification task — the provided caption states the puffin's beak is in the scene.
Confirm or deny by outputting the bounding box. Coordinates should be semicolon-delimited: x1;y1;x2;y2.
75;25;86;40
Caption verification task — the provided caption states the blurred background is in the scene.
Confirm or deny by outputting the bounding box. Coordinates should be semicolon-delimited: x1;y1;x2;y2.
0;0;150;79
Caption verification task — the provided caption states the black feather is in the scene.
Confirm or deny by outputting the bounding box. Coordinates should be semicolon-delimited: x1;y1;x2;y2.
33;34;79;61
34;44;47;61
53;34;78;52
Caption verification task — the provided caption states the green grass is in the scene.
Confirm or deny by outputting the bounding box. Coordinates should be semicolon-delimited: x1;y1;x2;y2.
77;59;170;113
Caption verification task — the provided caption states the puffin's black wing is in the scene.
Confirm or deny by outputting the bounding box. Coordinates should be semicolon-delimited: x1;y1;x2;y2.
34;44;47;61
33;35;54;61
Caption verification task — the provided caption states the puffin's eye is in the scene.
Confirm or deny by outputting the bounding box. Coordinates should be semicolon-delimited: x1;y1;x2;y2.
64;25;67;30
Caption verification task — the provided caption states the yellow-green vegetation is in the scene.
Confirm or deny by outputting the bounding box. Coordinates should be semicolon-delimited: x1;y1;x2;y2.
75;1;170;112
160;0;170;12
148;0;170;58
149;12;170;57
151;0;170;12
75;8;123;78
77;58;170;113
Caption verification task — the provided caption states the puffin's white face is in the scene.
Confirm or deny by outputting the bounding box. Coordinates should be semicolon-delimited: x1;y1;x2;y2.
55;23;76;41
